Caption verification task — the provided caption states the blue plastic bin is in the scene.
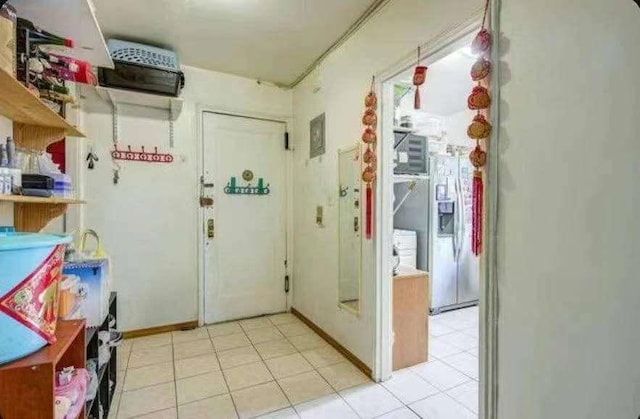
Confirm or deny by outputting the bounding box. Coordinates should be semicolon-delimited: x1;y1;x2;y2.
0;230;71;364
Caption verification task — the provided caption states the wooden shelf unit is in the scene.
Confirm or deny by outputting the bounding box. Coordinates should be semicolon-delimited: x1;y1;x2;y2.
0;68;86;232
0;320;86;419
0;195;85;232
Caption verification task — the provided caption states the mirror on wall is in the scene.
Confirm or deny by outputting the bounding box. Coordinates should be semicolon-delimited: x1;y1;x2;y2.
338;145;362;314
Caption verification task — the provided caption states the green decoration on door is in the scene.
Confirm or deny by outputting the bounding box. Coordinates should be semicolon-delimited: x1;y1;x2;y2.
224;176;270;195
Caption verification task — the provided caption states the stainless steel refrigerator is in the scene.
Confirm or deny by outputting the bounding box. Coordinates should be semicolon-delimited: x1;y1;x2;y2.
428;155;479;314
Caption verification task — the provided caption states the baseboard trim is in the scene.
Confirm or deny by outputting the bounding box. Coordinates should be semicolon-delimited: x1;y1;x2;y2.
123;321;199;340
291;307;372;378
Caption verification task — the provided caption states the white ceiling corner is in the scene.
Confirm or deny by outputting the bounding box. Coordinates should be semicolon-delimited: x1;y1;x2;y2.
93;0;379;87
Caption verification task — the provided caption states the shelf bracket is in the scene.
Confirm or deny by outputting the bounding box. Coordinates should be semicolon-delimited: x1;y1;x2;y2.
13;123;66;151
14;202;68;232
169;107;175;148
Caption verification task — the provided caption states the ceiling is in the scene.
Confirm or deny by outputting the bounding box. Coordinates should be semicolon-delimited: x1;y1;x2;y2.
93;0;379;87
397;48;476;116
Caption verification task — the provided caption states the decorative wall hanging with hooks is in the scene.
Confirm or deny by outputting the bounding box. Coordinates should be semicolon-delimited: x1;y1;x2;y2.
111;144;174;163
224;176;270;195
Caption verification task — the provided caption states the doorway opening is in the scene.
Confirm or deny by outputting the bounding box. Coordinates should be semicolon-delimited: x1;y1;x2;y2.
376;23;489;417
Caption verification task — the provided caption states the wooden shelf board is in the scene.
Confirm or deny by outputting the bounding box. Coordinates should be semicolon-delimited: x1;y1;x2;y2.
94;86;184;120
0;69;85;137
0;320;85;370
0;195;85;205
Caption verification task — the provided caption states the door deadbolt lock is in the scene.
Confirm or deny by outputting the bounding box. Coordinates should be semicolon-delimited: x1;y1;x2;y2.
200;197;214;207
207;219;215;238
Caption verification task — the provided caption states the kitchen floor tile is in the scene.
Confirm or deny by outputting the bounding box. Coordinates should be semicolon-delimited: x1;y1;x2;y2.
245;326;285;344
178;394;238;419
128;345;173;368
117;382;176;418
409;393;476;419
117;349;130;371
265;353;314;379
133;408;177;419
123;361;174;391
411;360;471;391
212;333;252;352
441;352;479;380
301;346;345;368
130;407;177;419
429;320;456;338
277;371;334;404
438;332;478;351
376;407;420;418
276;322;312;338
130;333;172;350
446;381;479;413
208;322;243;337
294;394;358;419
287;334;327;352
381;369;439;404
224;361;274;391
218;346;262;370
316;361;370;391
240;317;273;331
255;339;298;360
268;313;299;326
429;337;465;359
119;339;133;353
174;353;221;379
172;327;210;344
340;383;403;419
231;382;290;419
176;371;228;405
460;326;479;339
174;339;214;360
257;407;300;418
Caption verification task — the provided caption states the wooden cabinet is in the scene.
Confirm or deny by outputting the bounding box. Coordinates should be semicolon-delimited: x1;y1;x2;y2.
0;320;86;419
392;266;429;370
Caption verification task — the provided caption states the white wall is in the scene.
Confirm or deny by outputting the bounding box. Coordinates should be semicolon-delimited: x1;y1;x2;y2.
82;66;292;332
498;0;640;417
445;109;475;147
291;0;482;368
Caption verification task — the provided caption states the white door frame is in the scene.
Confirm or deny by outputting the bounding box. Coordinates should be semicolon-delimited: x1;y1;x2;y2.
196;106;295;326
373;4;500;419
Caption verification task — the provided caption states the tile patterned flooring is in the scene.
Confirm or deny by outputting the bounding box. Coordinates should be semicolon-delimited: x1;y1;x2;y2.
111;307;478;419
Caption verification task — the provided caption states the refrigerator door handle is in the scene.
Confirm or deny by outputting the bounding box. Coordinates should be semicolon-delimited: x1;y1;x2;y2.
457;176;465;262
452;178;460;261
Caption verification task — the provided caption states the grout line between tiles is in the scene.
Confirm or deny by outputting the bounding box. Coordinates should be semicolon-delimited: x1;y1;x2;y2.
169;332;180;419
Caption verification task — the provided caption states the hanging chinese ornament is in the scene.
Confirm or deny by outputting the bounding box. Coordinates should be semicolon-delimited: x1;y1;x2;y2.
361;77;377;240
467;0;492;256
412;47;428;110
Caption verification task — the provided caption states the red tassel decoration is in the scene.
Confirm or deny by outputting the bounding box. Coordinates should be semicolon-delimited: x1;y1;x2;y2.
361;76;377;241
366;185;373;239
472;170;483;255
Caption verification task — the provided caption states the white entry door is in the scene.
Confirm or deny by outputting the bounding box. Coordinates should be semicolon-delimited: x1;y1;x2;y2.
202;113;288;324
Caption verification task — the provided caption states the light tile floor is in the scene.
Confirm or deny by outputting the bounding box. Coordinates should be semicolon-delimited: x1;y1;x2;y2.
111;307;478;419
